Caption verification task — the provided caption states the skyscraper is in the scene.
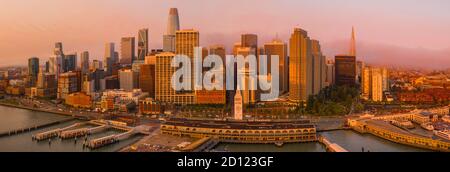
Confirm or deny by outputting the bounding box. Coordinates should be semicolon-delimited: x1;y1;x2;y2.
311;40;326;95
176;29;199;96
350;27;356;57
382;68;389;92
28;57;39;87
57;71;79;100
138;28;149;61
49;55;63;78
54;42;64;56
362;66;384;102
163;8;180;52
118;69;138;91
264;39;288;94
335;55;356;87
289;28;312;102
325;59;335;87
80;51;89;75
241;34;258;51
104;43;115;76
361;67;371;100
120;37;136;64
236;47;257;104
140;63;155;98
155;52;195;104
64;53;77;72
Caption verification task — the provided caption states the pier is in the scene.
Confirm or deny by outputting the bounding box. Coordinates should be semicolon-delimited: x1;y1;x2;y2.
59;125;109;139
0;118;75;138
84;129;138;149
318;135;348;152
32;122;83;141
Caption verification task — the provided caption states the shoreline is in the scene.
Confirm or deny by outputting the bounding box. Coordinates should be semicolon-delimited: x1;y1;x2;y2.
0;102;91;120
0;103;137;152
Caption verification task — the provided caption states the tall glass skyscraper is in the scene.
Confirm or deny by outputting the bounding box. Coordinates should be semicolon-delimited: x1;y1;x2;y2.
138;28;149;60
163;8;180;52
28;57;39;87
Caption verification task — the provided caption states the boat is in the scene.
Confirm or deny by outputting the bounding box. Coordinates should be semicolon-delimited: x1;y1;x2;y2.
434;130;450;141
420;123;434;131
275;142;284;147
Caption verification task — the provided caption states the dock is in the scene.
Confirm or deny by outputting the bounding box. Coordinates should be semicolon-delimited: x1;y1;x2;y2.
84;129;137;149
59;125;109;139
32;122;83;141
318;135;348;152
0;118;75;138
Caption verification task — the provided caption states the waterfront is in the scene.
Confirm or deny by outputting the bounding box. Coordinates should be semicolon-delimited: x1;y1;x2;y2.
214;130;430;152
0;105;433;152
0;105;143;152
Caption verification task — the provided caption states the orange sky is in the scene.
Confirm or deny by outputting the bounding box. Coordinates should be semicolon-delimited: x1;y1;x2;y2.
0;0;449;69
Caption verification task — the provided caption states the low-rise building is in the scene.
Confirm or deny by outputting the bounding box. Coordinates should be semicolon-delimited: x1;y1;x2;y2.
65;92;92;108
139;98;164;115
102;89;148;104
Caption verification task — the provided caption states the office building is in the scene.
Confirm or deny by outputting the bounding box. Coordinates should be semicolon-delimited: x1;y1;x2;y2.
163;8;180;52
80;51;90;75
155;52;195;104
289;28;312;102
119;69;138;91
264;39;288;94
335;55;357;87
120;37;136;64
28;57;39;87
138;28;149;61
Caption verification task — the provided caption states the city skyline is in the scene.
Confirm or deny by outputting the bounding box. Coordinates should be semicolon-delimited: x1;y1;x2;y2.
1;0;450;70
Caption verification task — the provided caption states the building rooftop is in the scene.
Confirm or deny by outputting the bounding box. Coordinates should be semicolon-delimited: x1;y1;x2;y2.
163;118;315;130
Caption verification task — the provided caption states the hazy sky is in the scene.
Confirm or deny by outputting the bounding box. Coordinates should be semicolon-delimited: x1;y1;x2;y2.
1;0;449;69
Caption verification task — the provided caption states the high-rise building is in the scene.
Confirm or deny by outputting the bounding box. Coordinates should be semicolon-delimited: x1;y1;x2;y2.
289;28;312;102
382;68;389;92
118;69;138;91
49;55;63;78
241;34;258;51
104;43;115;76
57;71;80;99
163;8;180;52
138;28;149;61
175;29;199;58
325;59;335;87
335;55;356;87
64;53;77;72
91;60;103;71
356;61;364;84
167;8;180;36
362;66;384;102
235;47;258;104
311;40;326;95
370;67;383;102
176;29;199;94
54;42;64;56
120;37;136;64
350;27;356;57
155;52;195;104
28;57;39;87
139;64;155;98
361;67;371;100
264;39;288;94
80;51;89;75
